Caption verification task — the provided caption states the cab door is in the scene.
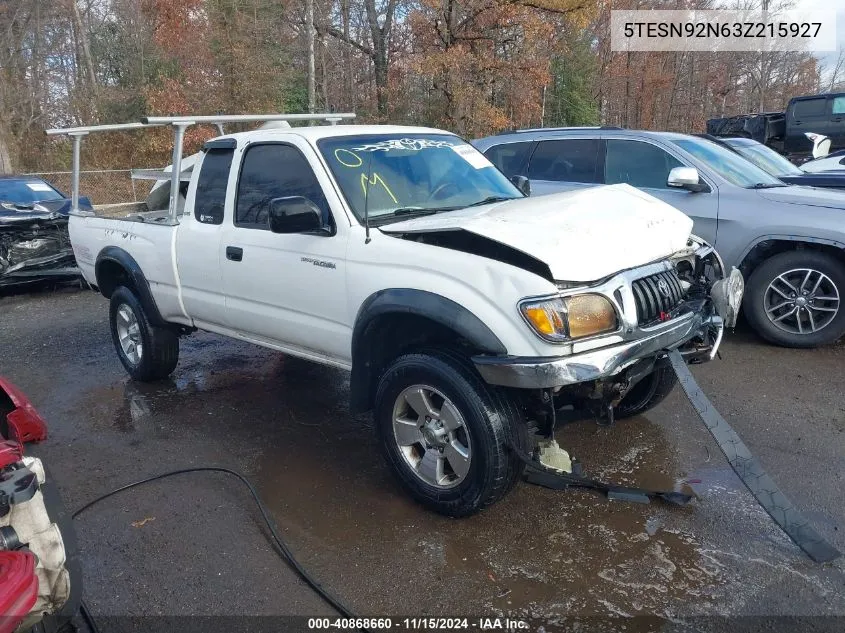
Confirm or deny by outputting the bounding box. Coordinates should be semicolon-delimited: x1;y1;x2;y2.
786;96;830;154
219;139;351;364
175;142;235;328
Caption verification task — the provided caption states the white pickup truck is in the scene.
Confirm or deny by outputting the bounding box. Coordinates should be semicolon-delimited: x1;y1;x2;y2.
60;115;743;516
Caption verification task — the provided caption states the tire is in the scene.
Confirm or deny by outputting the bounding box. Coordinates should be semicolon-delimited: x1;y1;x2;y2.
109;286;179;381
744;250;845;348
373;349;531;517
614;365;677;419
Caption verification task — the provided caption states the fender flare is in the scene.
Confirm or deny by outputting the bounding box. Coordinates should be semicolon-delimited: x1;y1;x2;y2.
94;246;169;328
349;288;507;413
738;234;845;269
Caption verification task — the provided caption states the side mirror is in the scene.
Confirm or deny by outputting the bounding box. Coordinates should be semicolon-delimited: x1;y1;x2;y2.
511;175;531;196
78;196;93;211
667;167;707;193
268;196;325;234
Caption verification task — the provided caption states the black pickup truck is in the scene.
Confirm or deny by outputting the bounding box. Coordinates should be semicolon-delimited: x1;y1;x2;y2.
707;92;845;159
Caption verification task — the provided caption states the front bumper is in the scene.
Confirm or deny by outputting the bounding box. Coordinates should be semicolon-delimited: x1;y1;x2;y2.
474;308;723;390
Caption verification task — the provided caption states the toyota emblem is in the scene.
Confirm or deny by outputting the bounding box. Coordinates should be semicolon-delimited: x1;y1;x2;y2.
657;279;671;298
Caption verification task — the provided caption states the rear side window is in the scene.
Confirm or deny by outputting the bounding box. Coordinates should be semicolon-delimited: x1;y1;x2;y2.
528;139;600;183
194;149;234;225
605;140;683;190
235;144;329;229
793;98;827;119
833;96;845;115
483;142;533;178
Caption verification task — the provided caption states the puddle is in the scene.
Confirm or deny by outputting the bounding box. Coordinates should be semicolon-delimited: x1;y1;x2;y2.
59;331;845;623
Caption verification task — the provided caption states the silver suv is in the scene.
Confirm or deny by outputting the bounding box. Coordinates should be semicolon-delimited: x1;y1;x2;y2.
474;128;845;348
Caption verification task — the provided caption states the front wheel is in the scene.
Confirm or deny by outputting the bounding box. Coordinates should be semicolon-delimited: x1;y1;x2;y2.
109;286;179;381
374;350;530;517
744;250;845;348
614;365;677;419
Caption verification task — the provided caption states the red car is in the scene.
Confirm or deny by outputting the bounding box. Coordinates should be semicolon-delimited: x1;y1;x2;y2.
0;378;80;633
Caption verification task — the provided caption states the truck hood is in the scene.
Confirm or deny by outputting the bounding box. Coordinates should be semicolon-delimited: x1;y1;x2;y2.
379;184;694;282
756;185;845;209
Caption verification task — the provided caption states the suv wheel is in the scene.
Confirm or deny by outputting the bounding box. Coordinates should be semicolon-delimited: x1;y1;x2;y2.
744;251;845;348
109;286;179;381
374;350;530;516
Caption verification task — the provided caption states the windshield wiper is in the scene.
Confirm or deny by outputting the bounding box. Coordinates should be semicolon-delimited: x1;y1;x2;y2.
391;207;440;217
748;182;789;189
464;196;519;208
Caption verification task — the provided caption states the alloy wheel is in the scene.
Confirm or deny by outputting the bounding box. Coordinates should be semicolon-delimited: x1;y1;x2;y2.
391;384;472;489
764;268;840;335
115;303;143;365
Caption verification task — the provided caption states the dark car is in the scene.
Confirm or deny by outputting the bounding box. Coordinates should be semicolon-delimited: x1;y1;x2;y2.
0;176;91;288
708;136;845;190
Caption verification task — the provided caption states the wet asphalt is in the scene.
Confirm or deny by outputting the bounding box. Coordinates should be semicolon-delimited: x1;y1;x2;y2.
1;286;844;630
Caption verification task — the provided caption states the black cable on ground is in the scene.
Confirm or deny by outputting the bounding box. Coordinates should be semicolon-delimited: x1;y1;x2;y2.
72;467;362;629
80;600;102;633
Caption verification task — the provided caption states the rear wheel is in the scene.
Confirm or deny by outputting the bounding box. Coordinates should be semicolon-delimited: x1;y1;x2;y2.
744;251;845;348
374;350;530;517
109;286;179;381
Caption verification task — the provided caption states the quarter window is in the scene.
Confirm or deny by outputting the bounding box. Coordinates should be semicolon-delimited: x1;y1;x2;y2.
235;144;330;230
604;140;683;190
194;149;234;225
528;139;600;184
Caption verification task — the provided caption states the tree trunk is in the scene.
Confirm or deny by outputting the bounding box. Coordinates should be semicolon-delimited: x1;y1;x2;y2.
70;0;96;89
306;0;315;113
0;132;13;174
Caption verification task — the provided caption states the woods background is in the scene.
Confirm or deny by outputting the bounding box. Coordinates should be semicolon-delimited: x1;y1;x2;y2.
1;0;843;174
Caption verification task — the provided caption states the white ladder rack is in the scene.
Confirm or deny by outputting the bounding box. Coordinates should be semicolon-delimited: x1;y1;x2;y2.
45;113;355;222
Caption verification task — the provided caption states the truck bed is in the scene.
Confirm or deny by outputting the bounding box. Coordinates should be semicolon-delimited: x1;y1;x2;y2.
68;211;187;325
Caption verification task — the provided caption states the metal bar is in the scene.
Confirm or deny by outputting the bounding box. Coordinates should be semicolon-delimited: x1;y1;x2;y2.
141;113;355;125
45;121;164;136
70;133;85;213
168;124;189;223
131;169;192;182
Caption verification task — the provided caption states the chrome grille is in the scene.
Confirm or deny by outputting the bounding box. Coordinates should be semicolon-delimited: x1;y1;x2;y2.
632;270;685;325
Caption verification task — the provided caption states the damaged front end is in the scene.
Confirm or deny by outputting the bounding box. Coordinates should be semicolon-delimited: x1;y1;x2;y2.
0;202;80;289
474;237;743;424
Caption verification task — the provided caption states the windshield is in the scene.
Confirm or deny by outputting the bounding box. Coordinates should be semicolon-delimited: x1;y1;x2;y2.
725;140;803;178
0;179;64;205
672;138;784;188
317;134;522;224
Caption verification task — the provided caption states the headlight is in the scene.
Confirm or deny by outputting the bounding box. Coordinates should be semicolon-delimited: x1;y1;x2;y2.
567;294;618;338
520;294;618;342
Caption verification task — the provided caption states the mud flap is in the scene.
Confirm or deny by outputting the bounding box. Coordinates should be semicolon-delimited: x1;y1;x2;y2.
668;349;840;564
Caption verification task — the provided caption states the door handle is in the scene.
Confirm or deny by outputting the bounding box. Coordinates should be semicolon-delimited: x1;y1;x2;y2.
226;246;243;262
